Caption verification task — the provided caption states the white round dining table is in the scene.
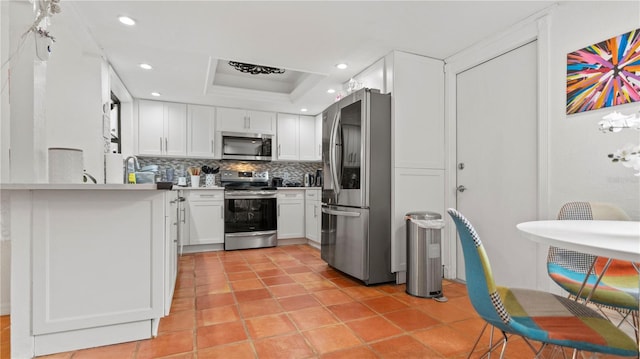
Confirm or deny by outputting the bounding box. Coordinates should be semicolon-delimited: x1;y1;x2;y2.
517;220;640;263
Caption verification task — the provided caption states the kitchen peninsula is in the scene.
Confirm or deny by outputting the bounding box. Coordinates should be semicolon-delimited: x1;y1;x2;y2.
2;184;176;358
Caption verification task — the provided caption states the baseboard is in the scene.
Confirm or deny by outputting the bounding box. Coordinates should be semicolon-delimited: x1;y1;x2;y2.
0;302;9;316
306;239;320;250
277;238;307;246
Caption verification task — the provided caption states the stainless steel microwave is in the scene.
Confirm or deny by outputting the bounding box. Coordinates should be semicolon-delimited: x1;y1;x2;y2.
221;132;273;161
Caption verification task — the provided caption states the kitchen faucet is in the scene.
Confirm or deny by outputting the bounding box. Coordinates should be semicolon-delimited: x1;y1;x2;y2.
124;155;140;183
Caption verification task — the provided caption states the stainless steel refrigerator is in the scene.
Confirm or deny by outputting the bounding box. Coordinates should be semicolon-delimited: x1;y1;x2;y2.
321;88;394;285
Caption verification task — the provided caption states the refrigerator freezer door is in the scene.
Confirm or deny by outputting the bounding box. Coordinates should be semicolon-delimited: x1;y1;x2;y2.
322;89;368;208
320;205;369;281
322;104;337;204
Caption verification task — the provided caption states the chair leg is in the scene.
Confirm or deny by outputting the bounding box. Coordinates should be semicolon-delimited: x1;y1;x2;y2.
467;325;511;359
571;348;578;359
466;322;490;359
498;331;509;359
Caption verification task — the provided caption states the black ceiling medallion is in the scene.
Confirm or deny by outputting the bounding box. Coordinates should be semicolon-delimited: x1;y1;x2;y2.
228;61;285;75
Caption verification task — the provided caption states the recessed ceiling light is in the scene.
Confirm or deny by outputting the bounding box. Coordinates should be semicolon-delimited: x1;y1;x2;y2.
151;92;161;97
327;89;336;94
336;63;348;70
300;108;308;112
118;16;136;26
139;63;152;70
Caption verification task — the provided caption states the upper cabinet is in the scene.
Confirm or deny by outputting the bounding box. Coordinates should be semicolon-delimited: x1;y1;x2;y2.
299;115;320;161
187;105;216;158
216;107;276;135
138;100;187;156
276;114;320;162
276;113;299;161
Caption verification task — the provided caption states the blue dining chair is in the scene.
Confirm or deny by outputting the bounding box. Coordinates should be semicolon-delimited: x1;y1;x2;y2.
447;208;638;358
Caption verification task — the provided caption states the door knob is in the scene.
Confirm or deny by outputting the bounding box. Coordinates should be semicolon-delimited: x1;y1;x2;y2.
457;185;467;193
458;162;465;170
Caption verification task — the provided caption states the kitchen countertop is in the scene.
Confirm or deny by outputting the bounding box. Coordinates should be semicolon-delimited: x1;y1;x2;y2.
175;186;224;190
0;183;160;190
1;184;322;191
278;187;321;190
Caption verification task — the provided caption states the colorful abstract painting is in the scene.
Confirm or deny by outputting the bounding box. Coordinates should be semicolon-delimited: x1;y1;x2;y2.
567;28;640;114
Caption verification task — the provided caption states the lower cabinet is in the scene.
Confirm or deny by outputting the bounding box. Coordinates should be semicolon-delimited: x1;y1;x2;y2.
186;190;224;245
164;191;179;316
305;189;321;248
277;190;305;239
25;189;165;356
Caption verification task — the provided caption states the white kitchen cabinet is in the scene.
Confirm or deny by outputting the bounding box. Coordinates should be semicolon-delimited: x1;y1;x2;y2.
216;107;276;134
138;100;187;156
24;189;165;355
276;114;320;161
277;190;305;239
304;189;321;248
187;190;224;245
315;114;322;160
164;191;179;316
299;115;318;161
276;113;299;160
187;104;216;157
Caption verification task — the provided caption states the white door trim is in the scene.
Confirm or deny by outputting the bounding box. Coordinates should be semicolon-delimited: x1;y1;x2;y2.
442;10;551;287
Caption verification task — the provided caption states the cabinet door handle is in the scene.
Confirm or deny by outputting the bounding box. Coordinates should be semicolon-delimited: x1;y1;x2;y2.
278;204;280;217
180;208;186;223
248;116;251;129
318;144;321;157
211;140;214;153
220;208;224;219
159;137;163;152
165;138;168;152
278;144;281;156
314;205;317;217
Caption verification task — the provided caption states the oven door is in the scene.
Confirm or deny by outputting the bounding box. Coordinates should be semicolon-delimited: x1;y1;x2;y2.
224;192;277;250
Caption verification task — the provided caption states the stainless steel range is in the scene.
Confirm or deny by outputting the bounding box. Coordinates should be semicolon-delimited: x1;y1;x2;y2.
221;170;277;250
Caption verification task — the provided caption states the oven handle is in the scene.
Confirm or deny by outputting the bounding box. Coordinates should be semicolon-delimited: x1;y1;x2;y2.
321;207;361;217
225;230;277;237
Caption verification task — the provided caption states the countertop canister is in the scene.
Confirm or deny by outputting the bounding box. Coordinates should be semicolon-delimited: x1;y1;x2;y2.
48;148;84;183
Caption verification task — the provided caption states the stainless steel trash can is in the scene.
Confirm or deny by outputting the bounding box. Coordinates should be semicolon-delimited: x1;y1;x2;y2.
405;211;445;298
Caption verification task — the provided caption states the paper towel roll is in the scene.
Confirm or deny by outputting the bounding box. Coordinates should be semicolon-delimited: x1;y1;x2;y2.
105;153;124;184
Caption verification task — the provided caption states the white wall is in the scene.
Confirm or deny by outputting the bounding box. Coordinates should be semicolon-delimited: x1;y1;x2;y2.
0;0;8;316
547;2;640;220
45;7;107;184
0;2;111;315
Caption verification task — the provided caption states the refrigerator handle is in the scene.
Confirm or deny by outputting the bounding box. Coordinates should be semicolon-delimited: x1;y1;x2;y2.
329;110;341;195
321;207;361;217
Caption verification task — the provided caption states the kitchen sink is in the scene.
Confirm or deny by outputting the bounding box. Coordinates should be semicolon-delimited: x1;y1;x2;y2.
135;172;156;184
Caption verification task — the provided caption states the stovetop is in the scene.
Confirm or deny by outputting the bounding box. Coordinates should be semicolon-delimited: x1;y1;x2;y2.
220;170;276;192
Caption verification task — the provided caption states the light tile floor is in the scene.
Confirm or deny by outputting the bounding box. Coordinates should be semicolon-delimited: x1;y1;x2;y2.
0;244;633;358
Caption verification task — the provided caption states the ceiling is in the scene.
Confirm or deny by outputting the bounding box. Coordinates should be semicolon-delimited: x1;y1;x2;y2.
67;1;555;115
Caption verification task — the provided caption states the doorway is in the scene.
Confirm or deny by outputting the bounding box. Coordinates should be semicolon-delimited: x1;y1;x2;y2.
455;41;539;289
110;92;121;153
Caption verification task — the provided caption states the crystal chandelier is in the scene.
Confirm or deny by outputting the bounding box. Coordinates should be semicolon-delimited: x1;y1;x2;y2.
228;61;285;75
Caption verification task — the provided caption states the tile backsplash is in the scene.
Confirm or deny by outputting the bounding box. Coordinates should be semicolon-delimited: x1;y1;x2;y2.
138;157;322;186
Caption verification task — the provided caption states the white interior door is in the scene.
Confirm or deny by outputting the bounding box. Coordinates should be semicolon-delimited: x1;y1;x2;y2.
456;41;539;289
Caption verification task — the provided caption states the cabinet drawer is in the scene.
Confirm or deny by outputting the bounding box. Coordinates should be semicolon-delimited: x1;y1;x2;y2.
305;189;321;200
188;190;224;201
277;190;304;200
